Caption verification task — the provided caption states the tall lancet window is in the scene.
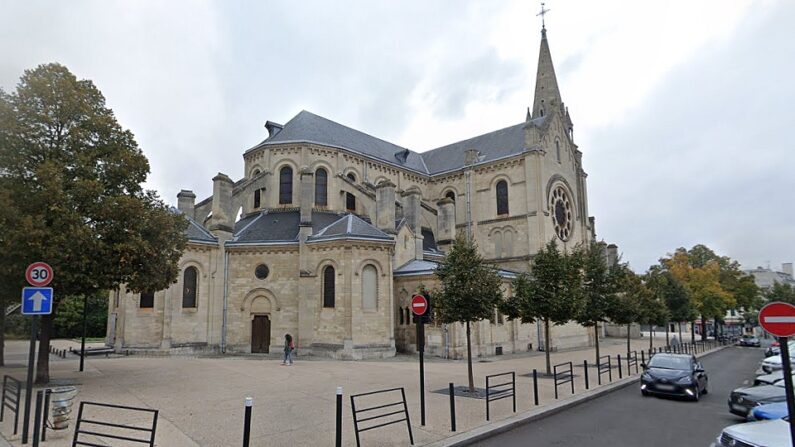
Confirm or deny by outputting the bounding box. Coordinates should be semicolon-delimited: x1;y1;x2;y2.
279;166;293;204
496;180;509;216
315;168;328;206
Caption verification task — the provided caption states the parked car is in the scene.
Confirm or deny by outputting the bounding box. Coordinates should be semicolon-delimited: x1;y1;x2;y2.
737;334;761;347
766;341;780;358
755;371;788;386
750;402;788;421
716;418;792;446
728;382;787;418
640;353;708;401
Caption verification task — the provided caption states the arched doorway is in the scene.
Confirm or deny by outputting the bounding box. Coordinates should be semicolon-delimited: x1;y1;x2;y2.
251;315;271;353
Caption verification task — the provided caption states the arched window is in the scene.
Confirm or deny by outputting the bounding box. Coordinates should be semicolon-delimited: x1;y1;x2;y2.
182;267;198;308
492;231;503;258
315;168;328;206
445;191;455;203
322;266;335;308
496;180;509;216
140;291;154;308
503;230;514;258
253;189;261;208
279;166;293;204
555;140;561;163
362;265;377;310
399;307;404;325
346;173;356;211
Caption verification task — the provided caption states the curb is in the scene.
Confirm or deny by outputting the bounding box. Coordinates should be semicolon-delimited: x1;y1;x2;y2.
426;345;730;447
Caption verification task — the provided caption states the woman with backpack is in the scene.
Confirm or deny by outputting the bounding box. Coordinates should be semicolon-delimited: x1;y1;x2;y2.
282;333;294;365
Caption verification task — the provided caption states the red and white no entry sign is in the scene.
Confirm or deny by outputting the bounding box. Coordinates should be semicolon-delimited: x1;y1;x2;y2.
25;262;53;287
411;295;428;316
760;302;795;338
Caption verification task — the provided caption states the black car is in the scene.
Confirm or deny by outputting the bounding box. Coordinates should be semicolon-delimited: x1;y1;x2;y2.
737;335;761;347
640;353;708;401
728;382;787;418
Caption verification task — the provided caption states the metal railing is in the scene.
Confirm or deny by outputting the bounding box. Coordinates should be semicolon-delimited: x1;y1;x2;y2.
71;401;158;447
597;355;612;385
627;350;639;375
350;387;413;447
485;372;515;421
1;375;22;435
553;362;574;399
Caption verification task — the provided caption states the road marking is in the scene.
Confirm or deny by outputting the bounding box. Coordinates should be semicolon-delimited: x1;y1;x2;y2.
763;316;795;323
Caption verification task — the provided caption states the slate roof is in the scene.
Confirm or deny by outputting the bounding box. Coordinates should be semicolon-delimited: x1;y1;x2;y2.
228;210;392;245
393;259;518;279
186;218;217;243
308;214;393;242
252;111;428;174
249;110;543;175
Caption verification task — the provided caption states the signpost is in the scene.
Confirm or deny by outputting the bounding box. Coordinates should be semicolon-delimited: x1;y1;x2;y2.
759;301;795;446
412;294;429;427
21;262;54;444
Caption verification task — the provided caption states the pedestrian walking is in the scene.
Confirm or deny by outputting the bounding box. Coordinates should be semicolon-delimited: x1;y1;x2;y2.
671;334;680;348
282;334;294;365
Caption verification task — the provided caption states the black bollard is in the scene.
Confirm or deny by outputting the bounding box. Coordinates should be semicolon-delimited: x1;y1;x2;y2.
641;350;645;367
41;389;50;442
449;383;456;432
32;391;42;447
242;397;252;447
533;369;539;406
618;355;623;379
336;387;343;447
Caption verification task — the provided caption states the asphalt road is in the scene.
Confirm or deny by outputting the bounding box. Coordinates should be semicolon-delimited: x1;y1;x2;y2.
476;346;764;447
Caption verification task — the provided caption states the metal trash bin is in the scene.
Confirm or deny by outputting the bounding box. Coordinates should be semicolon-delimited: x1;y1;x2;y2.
49;386;78;430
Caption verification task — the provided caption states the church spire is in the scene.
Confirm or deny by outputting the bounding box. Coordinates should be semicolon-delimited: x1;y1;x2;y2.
530;18;563;120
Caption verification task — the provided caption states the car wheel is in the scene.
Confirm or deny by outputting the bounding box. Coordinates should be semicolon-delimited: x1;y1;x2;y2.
641;390;650;397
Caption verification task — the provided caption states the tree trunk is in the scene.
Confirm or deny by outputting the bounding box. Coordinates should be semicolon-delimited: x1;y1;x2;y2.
665;323;669;345
594;323;600;366
0;305;5;366
678;322;683;342
544;319;551;376
691;320;696;344
700;315;707;341
649;325;653;351
626;324;631;358
714;317;719;339
466;321;474;392
35;313;53;384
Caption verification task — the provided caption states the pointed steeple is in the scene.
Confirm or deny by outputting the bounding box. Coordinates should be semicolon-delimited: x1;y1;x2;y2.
531;27;563;120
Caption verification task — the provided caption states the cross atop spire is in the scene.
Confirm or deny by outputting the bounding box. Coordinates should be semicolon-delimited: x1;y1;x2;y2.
537;2;550;33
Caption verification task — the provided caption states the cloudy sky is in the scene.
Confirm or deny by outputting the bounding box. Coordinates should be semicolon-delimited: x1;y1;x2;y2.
1;0;792;273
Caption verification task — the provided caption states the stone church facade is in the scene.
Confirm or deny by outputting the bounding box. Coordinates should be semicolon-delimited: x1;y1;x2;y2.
107;27;596;359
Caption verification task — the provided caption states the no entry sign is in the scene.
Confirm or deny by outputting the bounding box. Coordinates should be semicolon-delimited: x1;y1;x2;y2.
760;302;795;337
411;295;428;316
25;262;53;287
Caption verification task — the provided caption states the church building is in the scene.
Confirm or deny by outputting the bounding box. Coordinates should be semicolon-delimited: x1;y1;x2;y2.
107;27;597;359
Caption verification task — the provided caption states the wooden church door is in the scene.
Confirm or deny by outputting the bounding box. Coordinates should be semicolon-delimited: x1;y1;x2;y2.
251;315;271;353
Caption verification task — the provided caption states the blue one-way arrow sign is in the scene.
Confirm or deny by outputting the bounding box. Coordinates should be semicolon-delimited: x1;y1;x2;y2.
21;287;53;315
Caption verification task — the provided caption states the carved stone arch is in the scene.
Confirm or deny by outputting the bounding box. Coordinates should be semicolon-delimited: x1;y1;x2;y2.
501;226;515;257
179;260;205;277
355;258;387;277
249;164;264;178
373;176;389;187
240;288;280;312
404;185;422;196
310;159;334;174
489;174;514;189
315;258;341;277
342;167;362;181
440;186;460;200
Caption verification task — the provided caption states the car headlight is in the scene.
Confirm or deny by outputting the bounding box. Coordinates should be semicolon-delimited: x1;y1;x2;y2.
677;376;693;385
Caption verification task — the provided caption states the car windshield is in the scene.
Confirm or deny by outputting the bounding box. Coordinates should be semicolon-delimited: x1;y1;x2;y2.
743;335;754;339
648;356;691;370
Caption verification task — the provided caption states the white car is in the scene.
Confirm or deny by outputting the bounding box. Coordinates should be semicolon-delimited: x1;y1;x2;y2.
755;371;795;386
758;355;795;374
715;418;793;447
715;418;792;446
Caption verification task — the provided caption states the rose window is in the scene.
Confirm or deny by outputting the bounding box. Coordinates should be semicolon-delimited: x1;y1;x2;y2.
550;186;573;241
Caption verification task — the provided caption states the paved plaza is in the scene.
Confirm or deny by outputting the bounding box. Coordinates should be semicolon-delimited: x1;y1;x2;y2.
0;334;707;446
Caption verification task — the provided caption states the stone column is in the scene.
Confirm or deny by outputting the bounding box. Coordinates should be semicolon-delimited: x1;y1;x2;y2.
209;173;234;234
177;190;196;219
436;197;455;250
299;167;314;226
402;190;424;260
375;180;396;233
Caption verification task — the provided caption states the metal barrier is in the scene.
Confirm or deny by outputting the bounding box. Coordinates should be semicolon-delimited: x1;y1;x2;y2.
1;375;22;435
597;355;612;385
627;351;639;375
485;372;515;421
350;387;413;447
553;362;574;399
72;401;158;447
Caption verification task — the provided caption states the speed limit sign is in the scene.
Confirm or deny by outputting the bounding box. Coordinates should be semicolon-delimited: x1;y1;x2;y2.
25;262;53;287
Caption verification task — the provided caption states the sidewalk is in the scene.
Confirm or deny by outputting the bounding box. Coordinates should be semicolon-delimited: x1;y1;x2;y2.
0;334;717;446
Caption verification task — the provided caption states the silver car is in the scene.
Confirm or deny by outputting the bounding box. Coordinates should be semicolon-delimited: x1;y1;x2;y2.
715;418;792;446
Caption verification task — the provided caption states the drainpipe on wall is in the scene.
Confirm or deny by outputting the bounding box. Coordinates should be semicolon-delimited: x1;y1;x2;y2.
221;250;229;353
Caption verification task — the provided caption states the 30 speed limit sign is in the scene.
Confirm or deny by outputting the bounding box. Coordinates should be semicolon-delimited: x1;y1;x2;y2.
25;262;53;287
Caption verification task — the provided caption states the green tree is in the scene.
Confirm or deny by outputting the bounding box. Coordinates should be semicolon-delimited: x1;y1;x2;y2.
434;234;503;392
0;64;187;382
635;274;670;352
53;293;108;339
646;267;692;343
766;282;795;305
503;240;582;375
608;265;642;357
574;241;619;366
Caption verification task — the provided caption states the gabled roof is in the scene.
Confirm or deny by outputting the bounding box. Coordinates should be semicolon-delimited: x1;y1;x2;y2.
393;259;518;279
308;213;393;242
230;210;341;244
